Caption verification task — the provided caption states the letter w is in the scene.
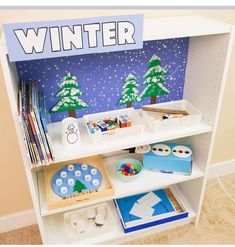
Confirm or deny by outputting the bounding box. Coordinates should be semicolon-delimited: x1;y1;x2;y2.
14;28;47;54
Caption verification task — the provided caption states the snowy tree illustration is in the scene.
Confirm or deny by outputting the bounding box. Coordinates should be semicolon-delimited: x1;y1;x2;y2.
51;72;88;118
140;54;169;104
118;73;141;108
73;180;87;193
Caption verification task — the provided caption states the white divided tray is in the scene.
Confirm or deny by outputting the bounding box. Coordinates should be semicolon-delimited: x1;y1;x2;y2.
142;100;202;133
63;202;116;243
83;108;145;144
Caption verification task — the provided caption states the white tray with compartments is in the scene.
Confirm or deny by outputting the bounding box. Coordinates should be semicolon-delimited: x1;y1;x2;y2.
63;202;116;243
142;100;202;133
83;108;145;144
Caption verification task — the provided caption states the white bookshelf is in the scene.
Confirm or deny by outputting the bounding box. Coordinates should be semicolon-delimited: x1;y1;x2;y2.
0;15;234;244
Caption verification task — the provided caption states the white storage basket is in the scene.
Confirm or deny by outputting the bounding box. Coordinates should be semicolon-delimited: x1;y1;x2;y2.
142;100;202;133
83;108;145;144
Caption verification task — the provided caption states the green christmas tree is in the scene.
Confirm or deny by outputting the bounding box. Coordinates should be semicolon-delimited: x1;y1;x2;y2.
51;72;88;118
140;54;169;104
118;73;141;108
73;180;87;193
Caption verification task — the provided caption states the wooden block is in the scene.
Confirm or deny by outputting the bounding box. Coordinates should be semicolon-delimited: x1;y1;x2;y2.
142;106;189;115
43;155;114;210
126;121;132;127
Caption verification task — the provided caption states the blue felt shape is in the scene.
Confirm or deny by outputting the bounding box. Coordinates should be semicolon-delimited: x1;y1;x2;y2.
51;163;102;198
115;189;175;223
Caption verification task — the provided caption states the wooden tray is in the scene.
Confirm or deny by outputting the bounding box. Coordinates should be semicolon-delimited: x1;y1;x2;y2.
43;155;114;210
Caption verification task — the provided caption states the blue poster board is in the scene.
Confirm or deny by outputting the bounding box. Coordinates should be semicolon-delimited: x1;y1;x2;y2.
16;38;189;122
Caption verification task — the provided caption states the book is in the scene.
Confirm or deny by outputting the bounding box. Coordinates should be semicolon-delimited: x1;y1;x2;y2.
32;82;52;163
39;92;55;161
28;104;45;165
19;80;55;166
28;82;49;165
18;113;35;166
20;81;42;166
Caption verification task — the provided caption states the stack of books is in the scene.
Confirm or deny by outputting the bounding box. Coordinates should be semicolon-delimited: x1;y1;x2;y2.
18;81;54;167
114;188;188;233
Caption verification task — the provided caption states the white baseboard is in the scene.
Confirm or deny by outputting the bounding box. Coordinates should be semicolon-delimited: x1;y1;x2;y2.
208;159;235;179
0;159;235;234
0;209;36;233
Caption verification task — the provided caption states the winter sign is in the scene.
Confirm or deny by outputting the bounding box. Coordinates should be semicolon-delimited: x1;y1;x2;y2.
51;163;103;199
3;15;143;62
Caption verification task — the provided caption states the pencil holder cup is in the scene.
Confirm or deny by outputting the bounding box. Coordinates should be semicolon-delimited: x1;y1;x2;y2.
62;117;80;146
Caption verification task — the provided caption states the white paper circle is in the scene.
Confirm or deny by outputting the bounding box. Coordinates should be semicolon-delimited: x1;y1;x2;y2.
60;171;67;178
135;145;151;154
81;164;88;170
152;144;171;156
84;174;92;181
60;186;68;194
90;168;97;175
92;179;100;186
67;164;74;171
172;145;192;158
55;178;63;186
67;178;75;186
74;170;81;177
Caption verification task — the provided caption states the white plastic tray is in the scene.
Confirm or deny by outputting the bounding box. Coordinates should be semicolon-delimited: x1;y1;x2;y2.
83;108;145;144
63;202;116;243
142;100;202;133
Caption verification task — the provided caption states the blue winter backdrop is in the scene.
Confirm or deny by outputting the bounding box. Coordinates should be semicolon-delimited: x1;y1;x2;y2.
16;38;189;122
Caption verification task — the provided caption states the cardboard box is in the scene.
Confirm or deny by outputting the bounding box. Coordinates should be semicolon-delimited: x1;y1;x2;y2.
142;143;192;175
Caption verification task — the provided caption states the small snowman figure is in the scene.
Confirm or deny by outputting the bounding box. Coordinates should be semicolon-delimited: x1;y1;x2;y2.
66;124;78;144
62;117;80;146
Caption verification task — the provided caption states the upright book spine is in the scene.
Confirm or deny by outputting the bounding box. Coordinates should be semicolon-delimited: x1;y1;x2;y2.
18;113;34;167
28;113;45;165
39;92;55;161
27;82;45;165
20;80;41;166
32;82;52;164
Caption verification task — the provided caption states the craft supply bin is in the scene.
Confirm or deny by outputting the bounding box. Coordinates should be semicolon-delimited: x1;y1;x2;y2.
142;100;202;133
83;108;145;144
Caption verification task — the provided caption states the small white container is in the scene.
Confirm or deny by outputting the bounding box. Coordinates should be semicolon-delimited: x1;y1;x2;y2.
142;100;202;133
63;203;116;241
83;108;145;144
61;117;80;146
87;208;96;220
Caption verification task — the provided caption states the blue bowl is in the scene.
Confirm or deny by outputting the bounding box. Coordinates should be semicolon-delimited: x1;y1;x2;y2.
116;158;143;182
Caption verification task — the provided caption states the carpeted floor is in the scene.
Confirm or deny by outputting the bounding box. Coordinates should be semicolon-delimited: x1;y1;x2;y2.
1;174;235;245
